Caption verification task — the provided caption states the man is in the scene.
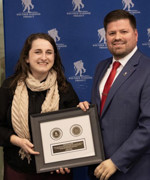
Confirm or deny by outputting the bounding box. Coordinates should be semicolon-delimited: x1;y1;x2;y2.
79;9;150;180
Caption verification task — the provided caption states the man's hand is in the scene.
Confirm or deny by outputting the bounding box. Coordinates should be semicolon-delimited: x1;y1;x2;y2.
94;159;117;180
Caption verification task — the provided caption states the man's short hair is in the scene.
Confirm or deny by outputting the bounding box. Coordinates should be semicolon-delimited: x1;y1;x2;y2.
103;9;137;31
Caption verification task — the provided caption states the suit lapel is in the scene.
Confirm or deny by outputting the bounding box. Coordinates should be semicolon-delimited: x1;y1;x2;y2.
95;59;112;113
101;50;141;117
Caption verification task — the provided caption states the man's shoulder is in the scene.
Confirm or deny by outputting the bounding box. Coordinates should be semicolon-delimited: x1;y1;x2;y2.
137;51;150;68
136;49;150;61
96;57;112;69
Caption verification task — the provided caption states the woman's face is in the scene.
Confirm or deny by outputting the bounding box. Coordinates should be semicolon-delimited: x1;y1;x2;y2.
26;38;55;81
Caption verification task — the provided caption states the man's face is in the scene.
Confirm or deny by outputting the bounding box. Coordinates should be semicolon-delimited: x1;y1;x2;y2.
105;19;138;60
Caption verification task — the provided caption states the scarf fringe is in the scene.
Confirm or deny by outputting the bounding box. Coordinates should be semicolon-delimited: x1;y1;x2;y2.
19;148;32;164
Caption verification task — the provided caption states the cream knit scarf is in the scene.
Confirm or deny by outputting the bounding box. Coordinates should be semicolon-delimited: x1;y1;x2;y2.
11;69;59;163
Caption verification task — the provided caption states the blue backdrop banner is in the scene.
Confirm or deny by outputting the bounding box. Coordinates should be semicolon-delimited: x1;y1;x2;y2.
3;0;150;179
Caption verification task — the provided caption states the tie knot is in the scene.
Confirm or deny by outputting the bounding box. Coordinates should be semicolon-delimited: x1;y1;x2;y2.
113;61;121;70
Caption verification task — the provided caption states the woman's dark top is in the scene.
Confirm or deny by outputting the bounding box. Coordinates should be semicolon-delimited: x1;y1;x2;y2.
0;77;79;173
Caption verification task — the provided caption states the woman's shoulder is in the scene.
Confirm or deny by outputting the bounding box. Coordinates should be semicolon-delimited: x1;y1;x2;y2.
59;80;79;99
0;77;15;99
65;80;73;88
61;80;74;92
1;76;14;88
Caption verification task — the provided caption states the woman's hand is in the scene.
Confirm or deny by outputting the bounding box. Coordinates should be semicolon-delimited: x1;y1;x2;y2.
10;134;39;155
55;168;71;174
77;101;90;111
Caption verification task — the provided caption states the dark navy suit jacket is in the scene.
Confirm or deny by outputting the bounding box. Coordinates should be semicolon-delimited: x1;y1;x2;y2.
89;50;150;180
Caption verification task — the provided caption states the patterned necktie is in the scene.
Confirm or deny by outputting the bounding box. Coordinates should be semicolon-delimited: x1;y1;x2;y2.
100;61;121;115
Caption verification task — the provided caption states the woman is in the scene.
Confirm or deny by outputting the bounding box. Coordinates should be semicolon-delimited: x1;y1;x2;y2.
0;33;79;180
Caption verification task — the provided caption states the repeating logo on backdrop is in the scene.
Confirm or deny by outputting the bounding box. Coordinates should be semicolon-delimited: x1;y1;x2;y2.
148;28;150;42
74;60;86;77
16;0;41;18
93;28;107;49
67;0;91;17
122;0;140;14
142;28;150;48
72;0;84;12
48;28;67;49
48;29;60;42
22;0;34;13
69;60;92;83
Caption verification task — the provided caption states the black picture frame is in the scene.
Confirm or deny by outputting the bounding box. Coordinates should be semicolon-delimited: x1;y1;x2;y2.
30;104;104;173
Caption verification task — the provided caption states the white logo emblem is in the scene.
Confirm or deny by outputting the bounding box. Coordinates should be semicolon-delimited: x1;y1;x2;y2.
69;60;92;83
92;27;107;49
74;60;86;77
72;0;84;12
122;0;134;11
17;0;41;18
142;28;150;48
22;0;34;13
147;28;150;42
98;28;106;44
67;0;91;17
47;29;67;49
48;28;60;42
